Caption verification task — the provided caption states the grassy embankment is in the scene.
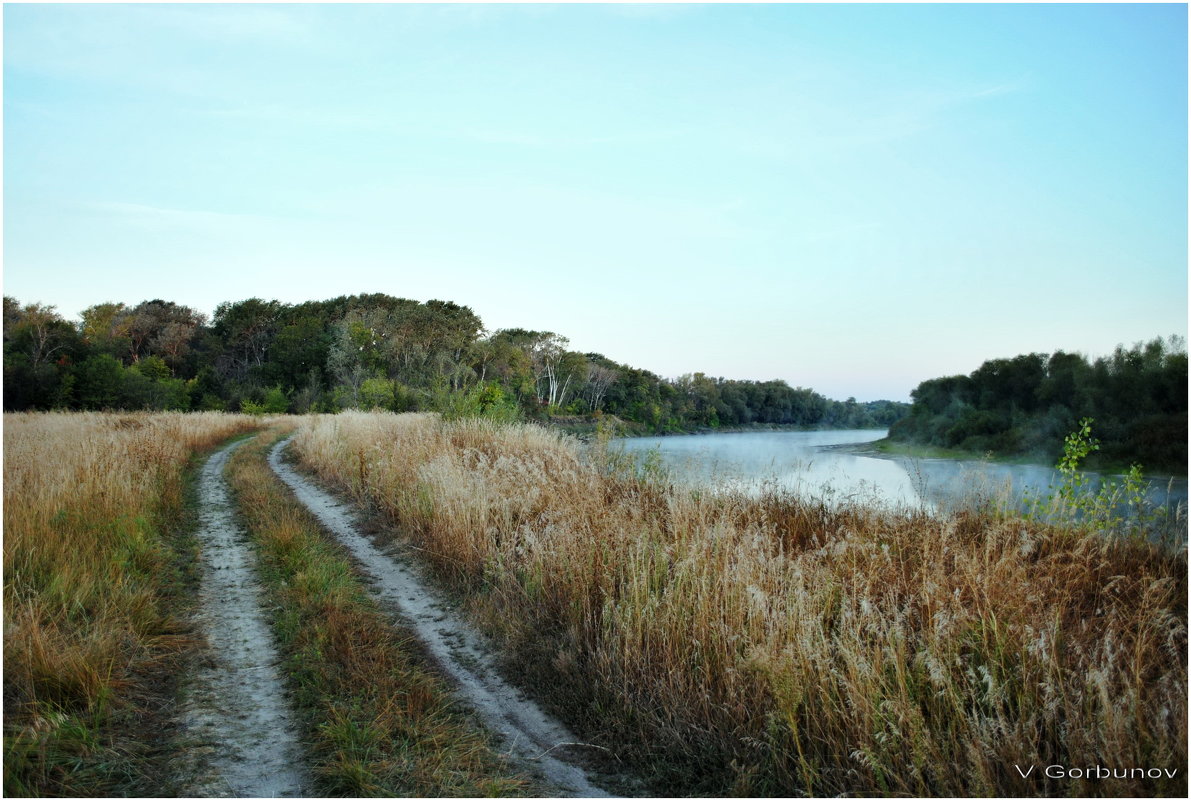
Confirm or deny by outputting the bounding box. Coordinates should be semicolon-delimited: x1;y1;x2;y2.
222;427;529;796
291;410;1187;797
866;436;1189;478
862;437;1042;464
3;411;259;796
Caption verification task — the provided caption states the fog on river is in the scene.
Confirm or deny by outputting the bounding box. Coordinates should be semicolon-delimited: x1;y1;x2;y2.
614;430;1188;521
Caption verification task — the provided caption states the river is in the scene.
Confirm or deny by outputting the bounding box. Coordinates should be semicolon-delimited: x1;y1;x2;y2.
615;429;1187;523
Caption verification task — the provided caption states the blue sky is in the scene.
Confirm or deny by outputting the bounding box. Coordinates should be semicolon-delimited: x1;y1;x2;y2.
3;2;1186;401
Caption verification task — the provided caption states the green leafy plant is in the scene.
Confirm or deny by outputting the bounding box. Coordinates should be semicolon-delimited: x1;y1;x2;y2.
437;382;521;423
240;399;266;415
1025;417;1171;540
1054;416;1099;507
262;386;289;414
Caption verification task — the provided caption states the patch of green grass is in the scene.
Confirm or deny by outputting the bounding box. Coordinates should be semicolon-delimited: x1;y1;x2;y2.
861;437;1036;464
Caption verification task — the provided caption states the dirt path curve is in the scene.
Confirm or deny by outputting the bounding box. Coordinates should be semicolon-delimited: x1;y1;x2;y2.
179;438;310;797
268;437;613;798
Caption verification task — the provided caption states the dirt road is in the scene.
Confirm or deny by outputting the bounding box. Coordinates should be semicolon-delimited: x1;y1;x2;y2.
178;439;310;797
268;437;613;798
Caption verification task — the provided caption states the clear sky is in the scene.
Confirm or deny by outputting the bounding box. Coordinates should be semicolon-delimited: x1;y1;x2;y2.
3;2;1187;401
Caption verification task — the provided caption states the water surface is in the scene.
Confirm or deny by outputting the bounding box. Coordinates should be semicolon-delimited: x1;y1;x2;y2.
617;429;918;507
616;430;1187;521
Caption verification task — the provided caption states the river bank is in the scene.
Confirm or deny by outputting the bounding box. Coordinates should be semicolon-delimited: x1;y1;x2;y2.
838;436;1188;480
546;413;889;441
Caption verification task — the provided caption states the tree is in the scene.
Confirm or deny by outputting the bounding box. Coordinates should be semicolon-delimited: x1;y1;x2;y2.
74;354;126;410
326;317;372;407
79;302;131;358
332;297;483;389
894;339;1187;470
262;386;289;414
131;355;171;382
359;377;396;411
472;334;535;400
212;298;283;380
3;299;80;409
4;300;76;371
554;351;590;410
583;356;619;412
491;330;572;407
674;372;721;426
266;315;331;392
115;300;206;371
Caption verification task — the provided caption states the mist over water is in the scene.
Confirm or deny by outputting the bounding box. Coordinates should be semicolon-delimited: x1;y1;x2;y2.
618;430;922;508
616;430;1188;520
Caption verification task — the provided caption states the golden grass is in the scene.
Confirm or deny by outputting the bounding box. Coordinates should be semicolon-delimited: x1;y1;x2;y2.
3;411;259;795
224;428;529;796
292;411;1187;796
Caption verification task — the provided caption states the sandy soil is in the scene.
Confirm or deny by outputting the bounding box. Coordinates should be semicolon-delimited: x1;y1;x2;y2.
174;439;310;797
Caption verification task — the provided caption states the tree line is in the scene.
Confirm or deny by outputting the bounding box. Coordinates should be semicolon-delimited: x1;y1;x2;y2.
889;336;1187;473
3;293;907;432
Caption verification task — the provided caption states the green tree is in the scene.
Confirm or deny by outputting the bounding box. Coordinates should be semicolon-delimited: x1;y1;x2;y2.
266;315;330;392
131;355;171;382
116;299;206;372
359;377;396;411
74;354;127;410
212;298;283;381
79;302;132;359
262;385;289;414
3;299;81;409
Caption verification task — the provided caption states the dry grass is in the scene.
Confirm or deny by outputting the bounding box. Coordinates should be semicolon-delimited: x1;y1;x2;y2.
292;411;1187;796
3;411;259;795
224;428;529;796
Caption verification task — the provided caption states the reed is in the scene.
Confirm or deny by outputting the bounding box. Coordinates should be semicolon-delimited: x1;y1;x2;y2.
3;411;258;796
291;411;1187;796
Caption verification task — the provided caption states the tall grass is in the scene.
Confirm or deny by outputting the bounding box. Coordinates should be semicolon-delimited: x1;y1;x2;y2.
224;428;529;796
292;411;1187;796
3;411;258;795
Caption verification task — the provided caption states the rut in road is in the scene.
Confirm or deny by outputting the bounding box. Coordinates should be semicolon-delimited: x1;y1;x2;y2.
267;437;612;798
178;439;310;797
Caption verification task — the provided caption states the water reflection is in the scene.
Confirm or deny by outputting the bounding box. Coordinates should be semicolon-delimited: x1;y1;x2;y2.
616;430;921;508
614;430;1188;523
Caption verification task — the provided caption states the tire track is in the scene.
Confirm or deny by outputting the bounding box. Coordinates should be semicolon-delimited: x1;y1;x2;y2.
178;438;309;798
267;437;613;798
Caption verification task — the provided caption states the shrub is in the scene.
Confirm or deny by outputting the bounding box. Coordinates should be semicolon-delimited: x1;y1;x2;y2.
1025;417;1176;541
358;378;395;411
262;386;289;414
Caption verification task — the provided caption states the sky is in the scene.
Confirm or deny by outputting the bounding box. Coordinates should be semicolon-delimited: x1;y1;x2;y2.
3;2;1187;402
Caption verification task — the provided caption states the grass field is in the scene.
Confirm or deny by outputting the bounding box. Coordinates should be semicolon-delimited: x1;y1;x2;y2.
3;411;258;795
4;409;1186;797
291;411;1187;796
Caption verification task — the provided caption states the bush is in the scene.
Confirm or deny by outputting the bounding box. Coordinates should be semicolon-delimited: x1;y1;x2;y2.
240;399;266;416
74;355;126;410
130;356;170;382
1023;418;1175;541
262;386;289;414
358;378;395;411
438;382;521;423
